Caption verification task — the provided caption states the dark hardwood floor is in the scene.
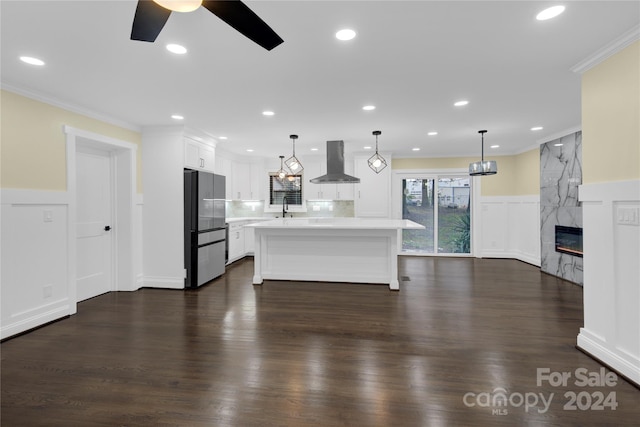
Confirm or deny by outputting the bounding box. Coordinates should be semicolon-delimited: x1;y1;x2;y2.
2;257;638;426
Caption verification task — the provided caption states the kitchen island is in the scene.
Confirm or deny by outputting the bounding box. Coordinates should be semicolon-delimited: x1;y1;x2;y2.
246;218;424;290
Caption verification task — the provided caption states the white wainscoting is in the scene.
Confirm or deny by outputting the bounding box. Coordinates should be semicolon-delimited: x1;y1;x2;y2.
1;189;145;340
1;190;73;339
478;195;540;266
578;180;639;386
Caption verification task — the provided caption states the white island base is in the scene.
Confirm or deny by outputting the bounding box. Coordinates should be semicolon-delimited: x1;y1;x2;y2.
247;218;424;290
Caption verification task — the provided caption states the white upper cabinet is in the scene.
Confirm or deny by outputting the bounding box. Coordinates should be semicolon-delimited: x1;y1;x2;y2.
336;160;355;201
184;138;215;172
304;159;325;199
232;161;251;200
304;157;354;201
250;162;266;201
214;155;233;197
354;154;391;218
216;152;265;201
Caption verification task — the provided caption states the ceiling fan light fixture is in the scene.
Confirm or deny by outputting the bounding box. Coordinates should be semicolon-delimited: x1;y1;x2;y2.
368;130;388;174
285;135;304;175
153;0;202;13
469;130;498;176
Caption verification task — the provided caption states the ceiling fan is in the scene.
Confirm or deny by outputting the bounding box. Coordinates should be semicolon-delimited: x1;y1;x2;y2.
130;0;284;51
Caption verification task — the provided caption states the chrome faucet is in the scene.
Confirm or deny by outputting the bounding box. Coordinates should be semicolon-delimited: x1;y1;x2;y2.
282;196;288;218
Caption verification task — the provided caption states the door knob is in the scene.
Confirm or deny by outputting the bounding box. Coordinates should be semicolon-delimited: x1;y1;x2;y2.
104;226;111;231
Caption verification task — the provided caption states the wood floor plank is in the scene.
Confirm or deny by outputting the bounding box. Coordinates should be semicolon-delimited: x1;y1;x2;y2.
2;257;638;426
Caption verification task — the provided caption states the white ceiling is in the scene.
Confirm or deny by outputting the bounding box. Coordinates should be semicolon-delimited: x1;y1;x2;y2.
2;1;638;160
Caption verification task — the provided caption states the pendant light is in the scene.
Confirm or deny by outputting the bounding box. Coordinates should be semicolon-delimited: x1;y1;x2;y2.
368;130;387;173
285;134;303;175
469;130;498;176
275;155;287;182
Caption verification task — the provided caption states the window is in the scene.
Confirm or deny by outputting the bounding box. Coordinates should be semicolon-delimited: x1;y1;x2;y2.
270;174;303;206
400;175;471;255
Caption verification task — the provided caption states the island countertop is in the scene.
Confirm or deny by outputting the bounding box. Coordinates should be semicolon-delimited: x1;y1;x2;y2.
249;217;424;290
245;217;424;230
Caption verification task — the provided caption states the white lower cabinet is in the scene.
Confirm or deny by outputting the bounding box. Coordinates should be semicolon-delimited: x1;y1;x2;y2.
228;223;245;263
226;219;269;264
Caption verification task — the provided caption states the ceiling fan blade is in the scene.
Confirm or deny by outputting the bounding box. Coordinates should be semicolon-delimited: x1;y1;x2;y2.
131;0;172;42
202;0;283;51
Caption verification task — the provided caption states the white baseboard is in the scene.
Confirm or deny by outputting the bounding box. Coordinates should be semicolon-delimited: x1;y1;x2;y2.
577;328;640;387
480;250;540;266
135;274;145;289
1;303;71;340
512;250;541;267
143;276;184;289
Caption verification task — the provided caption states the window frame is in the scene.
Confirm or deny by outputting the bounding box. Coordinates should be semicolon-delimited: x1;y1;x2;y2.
265;172;308;213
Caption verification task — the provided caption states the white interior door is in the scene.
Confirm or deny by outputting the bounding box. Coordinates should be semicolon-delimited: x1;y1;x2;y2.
76;147;113;301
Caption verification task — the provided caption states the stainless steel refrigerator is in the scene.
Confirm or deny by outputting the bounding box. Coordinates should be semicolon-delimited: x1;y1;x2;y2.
184;170;226;288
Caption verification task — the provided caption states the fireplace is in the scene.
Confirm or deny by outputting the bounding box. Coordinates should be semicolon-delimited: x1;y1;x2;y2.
555;225;583;257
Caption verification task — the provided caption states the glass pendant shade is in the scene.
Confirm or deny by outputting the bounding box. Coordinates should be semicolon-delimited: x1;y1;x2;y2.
469;160;498;175
285;134;303;175
368;130;387;173
154;0;202;12
469;130;498;176
276;155;287;182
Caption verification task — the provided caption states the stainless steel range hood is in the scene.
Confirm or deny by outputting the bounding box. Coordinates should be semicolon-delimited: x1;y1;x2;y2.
309;140;360;184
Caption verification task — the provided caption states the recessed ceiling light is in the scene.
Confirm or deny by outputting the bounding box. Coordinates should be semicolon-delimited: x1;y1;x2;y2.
262;111;275;116
19;56;45;66
490;145;500;149
171;114;184;120
246;149;254;152
531;126;543;131
364;146;372;150
311;148;318;151
536;5;565;21
219;136;228;140
412;148;420;151
166;44;187;54
362;105;376;111
336;29;356;41
554;143;564;147
428;131;438;136
454;100;469;107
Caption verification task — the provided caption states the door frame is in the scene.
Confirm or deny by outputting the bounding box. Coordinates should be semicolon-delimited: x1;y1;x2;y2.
64;125;137;313
392;169;481;257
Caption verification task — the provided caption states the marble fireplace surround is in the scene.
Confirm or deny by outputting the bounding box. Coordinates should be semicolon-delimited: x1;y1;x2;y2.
540;131;583;285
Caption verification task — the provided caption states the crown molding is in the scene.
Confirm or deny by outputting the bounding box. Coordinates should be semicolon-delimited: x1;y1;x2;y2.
571;24;640;74
1;82;141;132
536;125;582;146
